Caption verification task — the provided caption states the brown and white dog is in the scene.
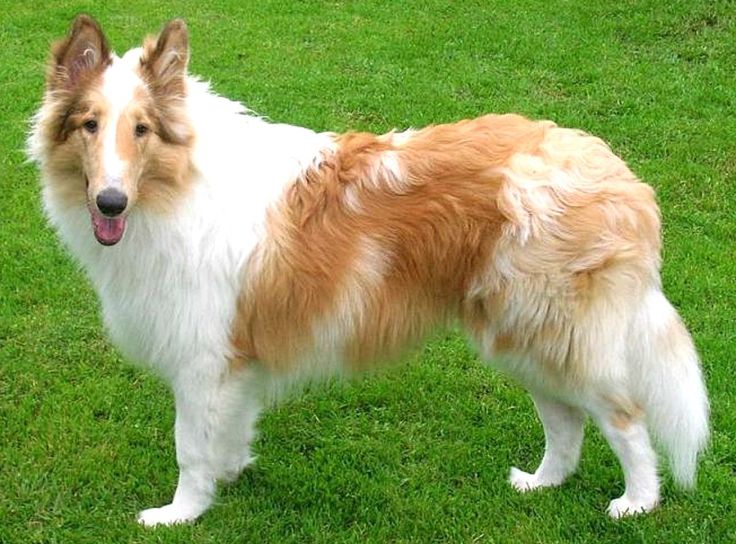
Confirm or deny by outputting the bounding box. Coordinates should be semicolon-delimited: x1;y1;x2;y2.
28;15;709;526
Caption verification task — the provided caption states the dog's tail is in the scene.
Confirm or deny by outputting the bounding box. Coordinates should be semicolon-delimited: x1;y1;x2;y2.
632;289;709;488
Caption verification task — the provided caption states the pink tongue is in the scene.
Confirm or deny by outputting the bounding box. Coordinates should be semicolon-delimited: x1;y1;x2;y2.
91;210;127;246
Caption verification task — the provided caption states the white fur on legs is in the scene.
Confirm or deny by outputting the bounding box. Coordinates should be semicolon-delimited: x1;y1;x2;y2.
138;467;216;527
592;412;660;518
137;369;261;527
216;388;261;484
510;393;585;492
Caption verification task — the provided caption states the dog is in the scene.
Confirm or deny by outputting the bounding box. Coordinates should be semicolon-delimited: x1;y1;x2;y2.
28;15;709;526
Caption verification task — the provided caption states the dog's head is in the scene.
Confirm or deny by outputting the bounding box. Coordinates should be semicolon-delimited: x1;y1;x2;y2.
35;15;194;245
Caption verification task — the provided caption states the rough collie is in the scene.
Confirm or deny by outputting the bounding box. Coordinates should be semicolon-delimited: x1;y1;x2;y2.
28;15;709;526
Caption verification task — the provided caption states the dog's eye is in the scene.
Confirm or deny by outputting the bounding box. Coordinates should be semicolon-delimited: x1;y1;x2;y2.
83;119;98;134
134;123;149;137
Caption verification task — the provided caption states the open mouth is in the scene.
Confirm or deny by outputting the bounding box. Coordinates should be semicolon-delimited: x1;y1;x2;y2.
86;176;128;246
90;207;127;246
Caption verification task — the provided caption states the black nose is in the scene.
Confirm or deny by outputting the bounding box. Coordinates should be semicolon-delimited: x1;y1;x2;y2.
96;188;128;217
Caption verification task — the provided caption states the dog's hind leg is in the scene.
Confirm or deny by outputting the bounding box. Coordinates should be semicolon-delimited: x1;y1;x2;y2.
137;366;262;527
588;402;660;518
509;391;585;492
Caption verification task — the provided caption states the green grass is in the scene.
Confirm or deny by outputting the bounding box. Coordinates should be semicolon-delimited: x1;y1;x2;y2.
2;0;735;542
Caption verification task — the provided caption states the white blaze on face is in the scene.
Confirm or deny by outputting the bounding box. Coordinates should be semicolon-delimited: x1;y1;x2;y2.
102;118;125;190
99;54;145;192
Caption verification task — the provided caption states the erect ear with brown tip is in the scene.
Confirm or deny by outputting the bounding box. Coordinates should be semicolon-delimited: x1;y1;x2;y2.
138;19;192;145
48;14;111;90
140;19;189;97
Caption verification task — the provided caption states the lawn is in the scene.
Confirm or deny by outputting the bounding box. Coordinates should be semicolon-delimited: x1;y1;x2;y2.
1;1;735;542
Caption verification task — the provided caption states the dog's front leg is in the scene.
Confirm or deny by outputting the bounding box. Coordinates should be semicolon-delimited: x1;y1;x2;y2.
137;368;259;527
136;377;217;527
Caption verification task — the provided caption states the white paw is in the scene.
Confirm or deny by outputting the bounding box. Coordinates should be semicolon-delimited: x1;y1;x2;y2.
137;503;201;527
509;467;543;492
607;495;659;519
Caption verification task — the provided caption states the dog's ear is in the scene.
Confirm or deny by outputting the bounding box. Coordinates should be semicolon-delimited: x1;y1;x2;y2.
48;14;111;90
139;19;192;145
140;19;189;97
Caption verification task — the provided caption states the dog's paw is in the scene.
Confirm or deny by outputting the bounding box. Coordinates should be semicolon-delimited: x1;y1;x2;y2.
509;467;543;492
137;504;201;527
607;495;659;519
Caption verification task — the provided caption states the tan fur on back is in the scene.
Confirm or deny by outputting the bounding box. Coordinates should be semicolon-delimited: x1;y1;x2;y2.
231;114;660;381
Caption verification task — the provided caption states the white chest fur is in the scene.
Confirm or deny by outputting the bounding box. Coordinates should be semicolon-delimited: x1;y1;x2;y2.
43;183;250;379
